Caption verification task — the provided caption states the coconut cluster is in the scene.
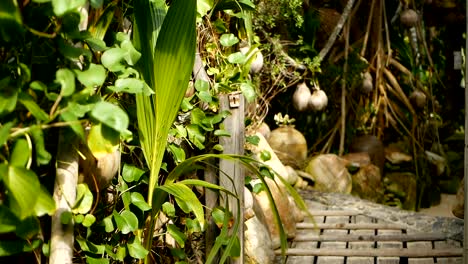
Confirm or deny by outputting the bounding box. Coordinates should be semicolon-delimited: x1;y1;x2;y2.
292;82;328;112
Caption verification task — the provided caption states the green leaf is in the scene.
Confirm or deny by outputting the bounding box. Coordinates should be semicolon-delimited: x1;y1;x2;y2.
168;144;185;163
127;236;148;259
0;122;14;146
55;68;76;97
113;210;138;234
214;129;230;137
34;185;56;217
108;78;153;95
185;218;202;234
105;245;126;261
76;236;105;254
219;34;239;47
90;0;103;8
30;81;47;91
60;211;73;225
167;224;187;248
9;138;30;167
73;183;93;214
4;166;39;219
101;215;114;233
186;124;205;149
197;0;214;18
0;205;18;233
90;101;129;133
60;110;85;139
0;239;34;256
130;192;151;211
83;214;96;227
122;164;145;182
16;216;40;240
30;126;52;165
194;79;209;91
86;122;120;157
197;91;212;103
86;256;109;264
0;78;18;116
245;135;259;145
18;92;49;121
213;144;223;151
120;39;142;66
74;63;106;87
74;214;84;224
157;182;206;230
260;150;272;161
101;48;127;72
227;52;246;64
240;82;256;103
162;202;175;217
52;0;86;16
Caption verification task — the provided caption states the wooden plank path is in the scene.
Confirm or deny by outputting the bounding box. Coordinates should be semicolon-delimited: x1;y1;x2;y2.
274;198;463;264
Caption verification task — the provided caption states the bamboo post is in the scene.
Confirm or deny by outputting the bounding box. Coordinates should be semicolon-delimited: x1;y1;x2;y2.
219;92;245;264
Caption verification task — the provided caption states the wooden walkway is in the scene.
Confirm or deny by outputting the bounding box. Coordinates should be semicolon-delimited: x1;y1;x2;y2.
275;192;463;264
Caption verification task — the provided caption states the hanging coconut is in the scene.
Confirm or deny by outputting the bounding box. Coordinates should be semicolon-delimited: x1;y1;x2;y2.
409;89;427;109
400;9;419;27
308;89;328;111
293;82;312;112
361;72;373;94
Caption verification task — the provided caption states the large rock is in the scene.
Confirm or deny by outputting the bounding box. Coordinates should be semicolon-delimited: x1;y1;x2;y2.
384;172;417;210
351;164;384;202
267;126;307;169
305;154;352;194
244;215;275;264
252;177;297;249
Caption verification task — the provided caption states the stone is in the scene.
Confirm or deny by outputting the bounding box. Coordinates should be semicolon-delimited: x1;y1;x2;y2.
288;194;305;222
351;164;384;203
284;165;299;185
252;177;297;249
384;172;417;211
452;177;464;219
267;126;308;169
244;215;275;264
305;154;352;194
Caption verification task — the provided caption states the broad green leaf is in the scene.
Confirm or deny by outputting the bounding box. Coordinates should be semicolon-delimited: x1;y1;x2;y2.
0;205;18;233
74;214;84;224
245;135;259;145
122;163;145;182
227;52;246;64
52;0;86;16
0;78;18;116
194;79;209;91
167;224;187;248
0;122;14;147
168;144;185;163
157;182;205;230
214;129;230;137
260;150;272;161
0;239;35;256
90;101;129;133
120;39;142;66
4;166;40;219
186;124;205;149
29;81;47;91
197;0;213;18
219;34;239;47
76;236;105;254
73;184;93;214
83;214;96;227
34;185;56;216
108;78;153;95
127;237;148;259
197;91;212;103
32;0;52;2
185;218;202;234
240;82;256;103
58;37;93;61
162;202;175;217
130;192;151;211
86;256;109;264
16;216;40;240
101;48;127;72
113;210;138;234
101;215;114;233
9;138;31;167
86;122;120;157
30;126;52;165
74;63;106;87
60;211;73;225
18;92;49;121
85;37;108;51
60;110;85;139
0;0;24;42
55;68;75;97
105;245;126;261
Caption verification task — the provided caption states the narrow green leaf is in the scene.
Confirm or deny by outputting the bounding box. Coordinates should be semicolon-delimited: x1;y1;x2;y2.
18;92;49;121
55;68;75;97
30;126;52;165
167;224;187;248
90;101;129;133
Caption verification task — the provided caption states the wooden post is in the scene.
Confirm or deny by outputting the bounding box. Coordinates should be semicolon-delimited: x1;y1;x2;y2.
204;158;219;260
219;92;245;264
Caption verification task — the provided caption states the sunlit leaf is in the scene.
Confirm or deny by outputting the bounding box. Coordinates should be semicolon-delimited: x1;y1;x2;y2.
55;68;75;97
219;33;239;47
108;78;153;95
162;202;175;217
30;126;52;165
76;236;105;254
113;210;138;234
197;0;213;18
167;224;187;248
74;63;106;87
52;0;86;16
86;256;109;264
101;48;127;72
9;138;30;167
4;166;40;219
86;122;120;157
82;214;96;227
227;52;246;64
127;236;148;259
122;163;145;182
240;82;256;103
34;185;56;216
101;215;114;233
90;101;129;133
130;192;151;211
18;92;49;121
73;184;93;215
105;245;126;261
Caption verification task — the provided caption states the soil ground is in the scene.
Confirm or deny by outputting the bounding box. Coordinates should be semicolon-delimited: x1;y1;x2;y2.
419;194;458;218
